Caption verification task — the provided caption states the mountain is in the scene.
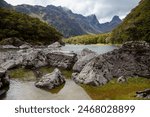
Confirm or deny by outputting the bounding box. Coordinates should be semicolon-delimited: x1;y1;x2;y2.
0;0;11;8
0;7;62;45
100;16;122;32
111;0;150;43
13;4;122;37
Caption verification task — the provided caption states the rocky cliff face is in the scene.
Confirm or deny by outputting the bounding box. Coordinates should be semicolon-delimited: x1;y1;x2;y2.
73;41;150;86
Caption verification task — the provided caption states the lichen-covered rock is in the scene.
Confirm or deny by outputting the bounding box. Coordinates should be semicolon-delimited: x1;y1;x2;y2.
46;50;77;70
74;41;150;86
73;48;97;72
35;68;65;90
21;49;48;69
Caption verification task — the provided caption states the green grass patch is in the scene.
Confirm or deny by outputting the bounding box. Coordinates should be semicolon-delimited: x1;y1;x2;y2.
9;68;36;80
81;77;150;100
64;33;111;44
39;67;73;79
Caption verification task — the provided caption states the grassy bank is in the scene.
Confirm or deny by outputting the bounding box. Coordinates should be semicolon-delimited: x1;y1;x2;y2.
81;77;150;100
64;33;111;45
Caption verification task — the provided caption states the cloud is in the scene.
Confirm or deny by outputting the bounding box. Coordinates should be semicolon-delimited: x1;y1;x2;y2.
5;0;140;23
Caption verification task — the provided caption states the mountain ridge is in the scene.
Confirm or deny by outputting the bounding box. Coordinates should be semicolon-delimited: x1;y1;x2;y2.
13;3;122;37
1;0;122;38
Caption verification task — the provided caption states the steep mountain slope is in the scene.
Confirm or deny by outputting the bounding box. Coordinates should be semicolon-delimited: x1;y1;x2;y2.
14;4;122;37
111;0;150;43
100;16;122;32
0;0;11;8
0;8;62;45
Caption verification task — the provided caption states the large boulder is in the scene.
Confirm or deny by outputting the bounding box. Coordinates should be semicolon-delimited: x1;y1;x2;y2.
21;49;47;69
46;50;77;70
0;68;10;96
0;60;16;70
74;41;150;86
35;68;65;90
73;48;97;72
78;48;96;58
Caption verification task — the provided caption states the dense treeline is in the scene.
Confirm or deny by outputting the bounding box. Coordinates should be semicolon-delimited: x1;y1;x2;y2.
0;8;62;45
64;33;110;44
111;0;150;43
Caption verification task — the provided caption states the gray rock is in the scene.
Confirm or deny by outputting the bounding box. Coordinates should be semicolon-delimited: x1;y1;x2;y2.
2;45;18;49
72;72;79;80
19;44;31;49
74;55;112;86
0;72;10;96
73;48;97;72
48;42;62;48
117;76;127;83
35;68;65;90
22;49;47;69
0;68;6;77
0;60;16;70
78;48;96;58
47;50;77;70
136;89;150;99
74;41;150;86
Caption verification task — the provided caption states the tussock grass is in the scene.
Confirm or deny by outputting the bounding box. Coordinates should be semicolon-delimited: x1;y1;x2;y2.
82;77;150;100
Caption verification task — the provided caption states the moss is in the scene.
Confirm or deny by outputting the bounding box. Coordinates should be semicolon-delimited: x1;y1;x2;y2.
81;77;150;100
39;67;73;79
9;68;36;80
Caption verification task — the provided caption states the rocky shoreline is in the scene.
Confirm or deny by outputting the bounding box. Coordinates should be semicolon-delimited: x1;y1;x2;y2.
0;41;150;99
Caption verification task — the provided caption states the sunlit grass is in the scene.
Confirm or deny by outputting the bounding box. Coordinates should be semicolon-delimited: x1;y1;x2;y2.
81;77;150;100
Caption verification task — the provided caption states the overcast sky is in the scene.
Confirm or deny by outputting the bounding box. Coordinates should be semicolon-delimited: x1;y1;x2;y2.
5;0;140;23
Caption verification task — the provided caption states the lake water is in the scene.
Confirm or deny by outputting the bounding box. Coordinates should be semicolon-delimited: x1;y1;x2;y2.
62;44;118;54
1;45;118;100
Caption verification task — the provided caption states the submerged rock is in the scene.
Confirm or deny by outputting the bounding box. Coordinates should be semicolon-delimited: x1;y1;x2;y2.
73;48;97;72
35;68;65;90
74;41;150;86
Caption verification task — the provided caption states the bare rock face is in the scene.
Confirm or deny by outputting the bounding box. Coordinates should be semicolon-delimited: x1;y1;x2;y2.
73;48;97;72
47;50;77;70
35;68;65;90
22;49;47;69
73;41;150;86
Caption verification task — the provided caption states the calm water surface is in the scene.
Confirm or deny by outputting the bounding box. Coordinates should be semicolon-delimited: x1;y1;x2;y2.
2;45;118;100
